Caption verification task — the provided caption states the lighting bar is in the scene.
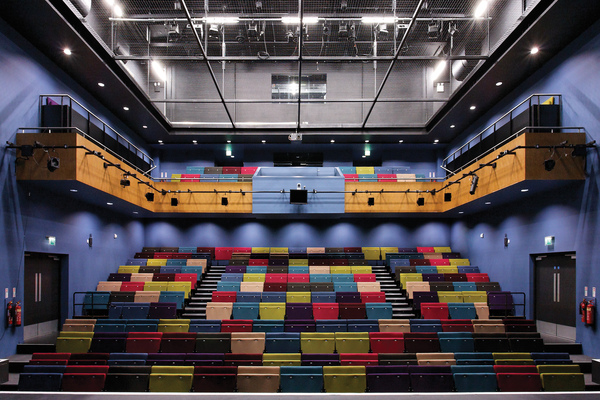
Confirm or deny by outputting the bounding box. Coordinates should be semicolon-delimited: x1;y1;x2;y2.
361;16;395;24
281;16;320;24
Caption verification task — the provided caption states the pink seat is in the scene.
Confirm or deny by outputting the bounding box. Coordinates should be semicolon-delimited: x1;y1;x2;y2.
288;274;310;283
121;282;145;291
181;174;200;182
344;174;359;182
353;274;377;282
466;273;490;282
377;174;396;182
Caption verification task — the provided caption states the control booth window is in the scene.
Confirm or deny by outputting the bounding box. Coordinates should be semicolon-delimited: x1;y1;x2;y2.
272;74;327;101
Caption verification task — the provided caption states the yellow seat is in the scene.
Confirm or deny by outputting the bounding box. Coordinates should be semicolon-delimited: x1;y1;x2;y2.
118;265;140;273
167;281;191;298
240;282;264;292
96;281;122;291
289;259;309;266
309;266;330;274
243;273;266;282
301;332;335;353
270;247;288;254
495;359;535;365
449;258;470;266
434;247;452;253
149;373;192;392
263;353;301;366
462;291;487;303
144;282;169;292
158;323;190;333
58;331;94;338
260;303;286;319
356;167;374;174
186;258;207;267
55;337;92;353
399;273;423;289
379;247;398;260
437;291;464;303
361;247;380;260
286;292;311;303
205;302;233;320
170;174;181;183
492;352;532;360
252;247;270;253
130;273;154;282
323;366;366;393
236;366;280;393
147;259;168;266
350;266;372;274
540;373;585;391
62;323;94;332
436;266;458;274
330;266;351;274
231;332;266;353
335;332;369;353
378;319;411;333
151;366;194;374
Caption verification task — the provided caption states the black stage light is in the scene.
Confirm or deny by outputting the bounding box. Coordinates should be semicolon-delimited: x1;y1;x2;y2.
145;192;155;202
544;159;556;171
469;174;479;195
222;197;229;206
120;178;131;187
444;193;452;202
47;157;60;172
171;198;178;206
21;145;34;157
368;197;375;206
417;197;425;206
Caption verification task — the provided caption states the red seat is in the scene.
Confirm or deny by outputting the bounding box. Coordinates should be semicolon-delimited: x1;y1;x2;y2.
241;167;258;175
215;247;234;260
181;174;200;182
312;303;339;319
340;353;379;365
360;292;386;303
265;273;288;283
466;273;490;282
29;359;68;365
377;174;396;182
212;291;237;302
353;274;377;282
153;273;176;282
288;274;310;283
421;302;449;319
417;247;435;253
497;373;542;392
369;332;405;353
126;332;162;353
61;373;107;391
120;282;145;291
65;365;109;373
344;174;359;182
221;320;253;332
429;259;450;266
175;273;198;289
494;366;538;374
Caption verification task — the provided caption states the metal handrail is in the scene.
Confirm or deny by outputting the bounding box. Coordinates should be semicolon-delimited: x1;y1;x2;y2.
38;94;155;176
443;94;562;173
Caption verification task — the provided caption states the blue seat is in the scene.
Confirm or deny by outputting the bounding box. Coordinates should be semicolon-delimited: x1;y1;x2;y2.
439;338;475;353
179;246;197;253
410;320;443;333
202;174;218;182
451;365;494;373
334;282;357;292
453;373;498;392
416;266;438;274
316;320;347;332
95;322;127;332
390;259;411;267
447;303;477;319
457;266;480;273
311;292;336;303
262;292;286;302
310;274;332;283
189;320;221;333
359;174;377;182
18;373;63;391
159;292;185;309
127;259;147;265
280;366;324;392
339;166;356;174
331;274;354;282
265;332;301;353
108;302;124;319
237;292;262;302
161;266;182;273
181;266;204;276
289;266;309;274
219;174;238;182
347;319;379;332
253;320;285;332
454;352;494;365
221;273;244;282
217;281;241;291
166;259;186;266
22;365;66;373
453;282;477;291
247;266;267;273
232;302;260;319
185;166;204;174
108;353;148;366
121;303;150;319
365;303;393;319
83;291;110;312
125;322;158;332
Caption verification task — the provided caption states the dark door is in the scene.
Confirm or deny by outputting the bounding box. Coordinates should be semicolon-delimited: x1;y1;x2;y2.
24;253;61;327
534;252;576;327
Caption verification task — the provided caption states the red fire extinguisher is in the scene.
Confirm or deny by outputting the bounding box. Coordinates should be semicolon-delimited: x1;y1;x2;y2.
6;300;13;327
14;301;22;327
585;300;595;326
580;299;588;323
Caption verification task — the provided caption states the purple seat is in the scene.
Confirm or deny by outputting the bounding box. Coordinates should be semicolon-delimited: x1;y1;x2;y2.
403;333;441;353
108;273;131;281
285;319;316;332
184;353;225;366
488;292;515;315
286;303;313;319
146;353;186;366
422;273;445;282
148;302;177;319
409;372;454;392
336;292;361;303
153;273;176;281
443;273;468;282
366;365;410;392
225;265;246;273
301;353;340;366
413;292;439;310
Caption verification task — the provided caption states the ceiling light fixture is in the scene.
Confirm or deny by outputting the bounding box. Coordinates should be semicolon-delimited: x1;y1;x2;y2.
496;81;503;86
143;125;148;129
474;0;488;18
107;202;114;206
330;139;335;143
123;106;129;111
227;140;231;143
158;140;163;145
113;4;124;17
450;124;455;128
459;211;464;214
485;201;491;205
521;189;529;192
262;140;266;143
98;82;105;87
530;46;539;55
469;174;479;195
469;105;476;110
399;140;404;143
205;17;239;24
434;139;439;144
365;140;369;143
70;189;78;193
63;48;72;55
192;140;197;144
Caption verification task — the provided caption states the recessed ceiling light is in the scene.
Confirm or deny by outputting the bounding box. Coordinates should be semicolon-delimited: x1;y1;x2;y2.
362;155;366;158
521;188;529;192
227;140;231;143
70;189;78;193
530;46;539;55
107;202;114;206
485;201;491;205
231;155;235;158
142;125;148;129
133;211;139;214
365;140;369;143
469;105;476;110
399;140;404;143
434;139;439;144
495;81;503;86
192;140;197;144
98;82;105;87
262;140;266;143
450;124;455;128
458;211;464;214
123;106;129;111
158;140;163;144
330;139;335;143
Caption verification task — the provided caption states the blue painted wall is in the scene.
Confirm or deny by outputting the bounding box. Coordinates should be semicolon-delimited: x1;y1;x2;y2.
448;18;600;356
0;20;145;357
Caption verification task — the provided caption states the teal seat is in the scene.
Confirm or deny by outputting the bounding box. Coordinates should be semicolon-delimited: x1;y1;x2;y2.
453;373;498;392
253;320;285;333
159;291;185;309
416;266;438;274
181;266;203;276
333;282;357;292
265;332;301;353
217;281;241;291
439;337;475;353
365;303;393;319
166;259;186;266
289;266;309;273
448;302;477;319
233;302;260;319
83;291;110;312
247;266;267;273
310;274;332;283
331;274;354;282
453;282;477;291
280;366;324;392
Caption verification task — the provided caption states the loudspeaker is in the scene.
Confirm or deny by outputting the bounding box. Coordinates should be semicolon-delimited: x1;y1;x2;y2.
417;197;425;206
21;145;33;157
222;197;228;206
47;157;60;172
368;197;375;206
444;193;452;202
145;192;154;202
171;198;178;206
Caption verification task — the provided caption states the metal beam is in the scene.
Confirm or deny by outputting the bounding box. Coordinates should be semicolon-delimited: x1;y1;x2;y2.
297;0;304;130
180;0;235;128
116;55;488;62
151;98;448;103
361;0;425;129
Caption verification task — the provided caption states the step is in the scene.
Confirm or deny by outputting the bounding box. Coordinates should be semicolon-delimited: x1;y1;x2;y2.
545;342;583;355
184;306;207;312
181;313;206;318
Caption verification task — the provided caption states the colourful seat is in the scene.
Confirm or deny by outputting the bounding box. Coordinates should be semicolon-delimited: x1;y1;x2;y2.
335;332;370;353
280;366;324;392
260;303;286;320
323;366;367;392
236;366;280;392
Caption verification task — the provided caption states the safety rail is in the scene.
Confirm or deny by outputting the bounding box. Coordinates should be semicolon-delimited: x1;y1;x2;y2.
442;94;563;176
35;94;155;176
72;291;108;318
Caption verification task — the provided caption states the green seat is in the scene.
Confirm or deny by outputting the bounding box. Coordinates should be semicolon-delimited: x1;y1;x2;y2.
540;373;585;391
323;366;366;392
158;323;190;333
537;365;581;374
149;373;193;392
263;353;302;366
145;282;169;292
436;266;459;273
449;259;470;266
260;303;286;319
147;259;168;266
300;332;335;353
289;259;309;266
151;366;194;374
361;247;380;261
350;266;372;274
167;282;191;298
286;292;311;303
335;332;369;353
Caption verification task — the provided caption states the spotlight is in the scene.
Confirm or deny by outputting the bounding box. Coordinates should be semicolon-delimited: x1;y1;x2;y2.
348;24;356;43
120;178;131;187
236;29;247;43
338;23;348;38
208;24;221;40
427;21;440;39
171;197;178;206
323;24;331;38
544;159;556;171
417;197;425;206
444;193;452;202
469;174;479;195
376;24;388;40
47;157;60;172
247;23;258;40
504;233;510;247
368;197;375;206
222;197;229;206
145;192;155;202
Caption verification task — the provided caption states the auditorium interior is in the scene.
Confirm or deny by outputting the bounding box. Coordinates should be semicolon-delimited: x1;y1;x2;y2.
1;0;600;396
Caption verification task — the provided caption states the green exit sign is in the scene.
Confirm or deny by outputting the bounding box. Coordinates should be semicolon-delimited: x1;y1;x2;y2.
545;236;554;246
47;236;56;246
